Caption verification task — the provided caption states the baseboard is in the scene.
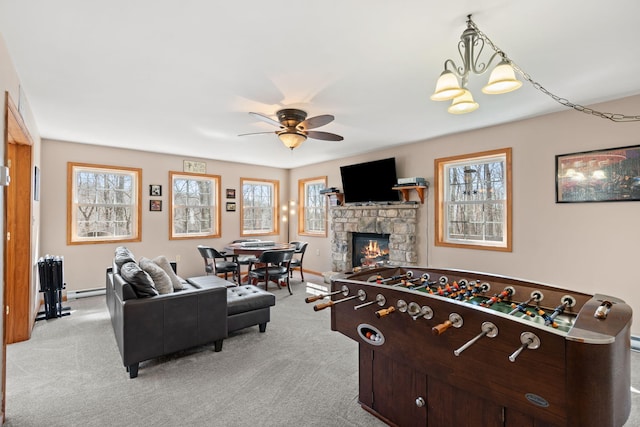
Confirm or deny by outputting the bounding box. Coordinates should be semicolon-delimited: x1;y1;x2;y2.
67;288;106;299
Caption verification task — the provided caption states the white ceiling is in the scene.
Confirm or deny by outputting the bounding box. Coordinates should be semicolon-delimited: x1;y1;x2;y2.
1;1;639;168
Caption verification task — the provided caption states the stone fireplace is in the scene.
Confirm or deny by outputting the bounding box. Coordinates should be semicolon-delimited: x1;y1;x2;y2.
329;204;419;272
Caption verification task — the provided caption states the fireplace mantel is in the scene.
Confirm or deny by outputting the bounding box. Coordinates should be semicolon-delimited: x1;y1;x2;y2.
329;204;419;271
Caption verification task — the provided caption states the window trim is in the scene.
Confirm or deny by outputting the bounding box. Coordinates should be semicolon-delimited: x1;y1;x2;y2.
67;162;142;245
298;176;327;237
240;177;279;237
169;171;221;240
434;148;512;252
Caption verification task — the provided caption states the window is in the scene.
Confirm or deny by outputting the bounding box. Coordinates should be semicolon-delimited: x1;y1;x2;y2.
170;172;221;239
241;178;279;236
298;176;327;236
67;163;141;244
435;148;512;251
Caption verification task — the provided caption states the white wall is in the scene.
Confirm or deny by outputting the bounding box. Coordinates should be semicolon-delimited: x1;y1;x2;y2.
40;95;640;334
40;140;288;290
289;94;640;334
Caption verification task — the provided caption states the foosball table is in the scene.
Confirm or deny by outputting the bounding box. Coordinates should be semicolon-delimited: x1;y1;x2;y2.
309;266;632;427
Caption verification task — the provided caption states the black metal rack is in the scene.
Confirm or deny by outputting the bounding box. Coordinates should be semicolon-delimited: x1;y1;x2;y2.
36;255;70;320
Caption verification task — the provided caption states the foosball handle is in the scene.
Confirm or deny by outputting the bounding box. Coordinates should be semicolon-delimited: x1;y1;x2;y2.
432;320;453;335
306;294;325;303
375;306;396;318
314;300;335;311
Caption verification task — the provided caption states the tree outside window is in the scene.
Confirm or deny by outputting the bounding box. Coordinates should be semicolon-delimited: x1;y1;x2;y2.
67;163;141;244
435;148;512;251
298;176;327;236
241;178;279;236
170;172;221;239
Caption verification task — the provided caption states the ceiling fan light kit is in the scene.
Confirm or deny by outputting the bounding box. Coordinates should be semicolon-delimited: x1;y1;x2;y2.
241;108;344;150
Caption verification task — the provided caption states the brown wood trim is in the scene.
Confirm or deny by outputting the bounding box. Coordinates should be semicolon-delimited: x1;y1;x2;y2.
5;93;33;146
168;171;222;240
434;147;512;252
67;162;143;245
297;176;328;237
239;177;280;237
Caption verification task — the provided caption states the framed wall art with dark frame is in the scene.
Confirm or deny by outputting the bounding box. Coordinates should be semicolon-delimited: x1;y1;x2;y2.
226;188;236;199
150;184;162;197
150;200;162;211
556;144;640;203
226;202;236;212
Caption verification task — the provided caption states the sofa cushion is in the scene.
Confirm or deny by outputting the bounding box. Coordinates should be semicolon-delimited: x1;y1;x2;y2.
226;285;276;316
139;257;173;294
120;261;158;297
153;255;185;290
114;246;136;273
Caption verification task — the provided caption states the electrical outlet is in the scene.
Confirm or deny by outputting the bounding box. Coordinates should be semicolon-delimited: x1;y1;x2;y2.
315;249;320;256
176;255;181;262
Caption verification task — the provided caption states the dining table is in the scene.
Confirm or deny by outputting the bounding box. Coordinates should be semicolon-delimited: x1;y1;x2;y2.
223;241;294;284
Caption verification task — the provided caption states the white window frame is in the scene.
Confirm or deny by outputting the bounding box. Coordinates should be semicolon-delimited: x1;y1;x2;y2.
298;176;327;236
241;178;279;236
67;162;141;245
170;171;221;239
435;148;512;251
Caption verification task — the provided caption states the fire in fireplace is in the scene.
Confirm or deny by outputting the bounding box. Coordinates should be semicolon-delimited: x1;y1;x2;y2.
352;232;390;268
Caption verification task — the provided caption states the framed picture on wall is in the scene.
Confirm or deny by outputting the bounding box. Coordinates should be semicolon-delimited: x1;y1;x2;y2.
150;200;162;211
226;202;236;212
226;188;236;199
150;184;162;197
556;144;640;203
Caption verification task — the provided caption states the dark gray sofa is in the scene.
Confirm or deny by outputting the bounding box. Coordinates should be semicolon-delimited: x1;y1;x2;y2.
106;266;229;378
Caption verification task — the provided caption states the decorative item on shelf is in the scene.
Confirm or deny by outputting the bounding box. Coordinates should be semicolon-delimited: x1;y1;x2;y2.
430;15;640;122
149;184;162;196
226;188;236;199
226;202;236;212
150;200;162;211
183;160;206;173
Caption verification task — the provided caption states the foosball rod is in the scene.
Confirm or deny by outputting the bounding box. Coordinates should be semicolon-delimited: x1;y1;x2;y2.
305;285;349;303
314;289;366;311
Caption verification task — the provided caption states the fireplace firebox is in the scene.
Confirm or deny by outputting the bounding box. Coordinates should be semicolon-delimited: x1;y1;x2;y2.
352;233;390;268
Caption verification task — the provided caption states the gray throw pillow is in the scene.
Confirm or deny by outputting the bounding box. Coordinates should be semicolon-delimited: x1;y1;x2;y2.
152;255;185;290
120;261;158;298
114;246;136;272
139;257;173;294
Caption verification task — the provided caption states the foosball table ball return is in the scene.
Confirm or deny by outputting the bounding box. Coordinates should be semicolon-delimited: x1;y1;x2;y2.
308;267;632;427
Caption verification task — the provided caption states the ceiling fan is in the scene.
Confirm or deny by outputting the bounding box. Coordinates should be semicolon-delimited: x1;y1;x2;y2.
239;108;344;150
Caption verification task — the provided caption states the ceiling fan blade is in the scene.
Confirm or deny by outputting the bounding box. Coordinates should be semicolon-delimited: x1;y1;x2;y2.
248;112;282;128
238;131;277;137
298;114;334;130
306;130;344;141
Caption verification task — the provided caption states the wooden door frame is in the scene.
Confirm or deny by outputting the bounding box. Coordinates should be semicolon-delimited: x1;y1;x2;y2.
3;91;34;422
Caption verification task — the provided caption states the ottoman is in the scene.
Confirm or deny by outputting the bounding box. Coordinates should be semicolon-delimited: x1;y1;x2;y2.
187;275;237;289
227;285;276;333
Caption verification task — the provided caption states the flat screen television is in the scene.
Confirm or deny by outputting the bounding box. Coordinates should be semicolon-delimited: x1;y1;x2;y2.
340;157;400;204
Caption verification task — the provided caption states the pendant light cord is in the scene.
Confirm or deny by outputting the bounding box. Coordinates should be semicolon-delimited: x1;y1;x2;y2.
468;19;640;123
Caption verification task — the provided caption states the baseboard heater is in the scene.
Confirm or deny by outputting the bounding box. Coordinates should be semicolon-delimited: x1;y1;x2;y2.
67;288;106;299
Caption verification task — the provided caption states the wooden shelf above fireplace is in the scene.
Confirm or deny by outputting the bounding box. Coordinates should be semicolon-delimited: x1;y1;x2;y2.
392;185;427;204
324;192;344;206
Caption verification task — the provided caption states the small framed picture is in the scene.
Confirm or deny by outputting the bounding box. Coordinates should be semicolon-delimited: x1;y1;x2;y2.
226;202;236;212
150;185;162;196
150;200;162;211
226;188;236;199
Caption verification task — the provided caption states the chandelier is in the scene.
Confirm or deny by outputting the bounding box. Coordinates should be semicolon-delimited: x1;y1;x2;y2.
430;15;521;114
430;15;640;121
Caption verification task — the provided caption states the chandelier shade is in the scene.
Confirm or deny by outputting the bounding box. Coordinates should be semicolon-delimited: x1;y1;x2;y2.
430;70;465;101
447;90;479;114
278;131;307;149
482;60;523;94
